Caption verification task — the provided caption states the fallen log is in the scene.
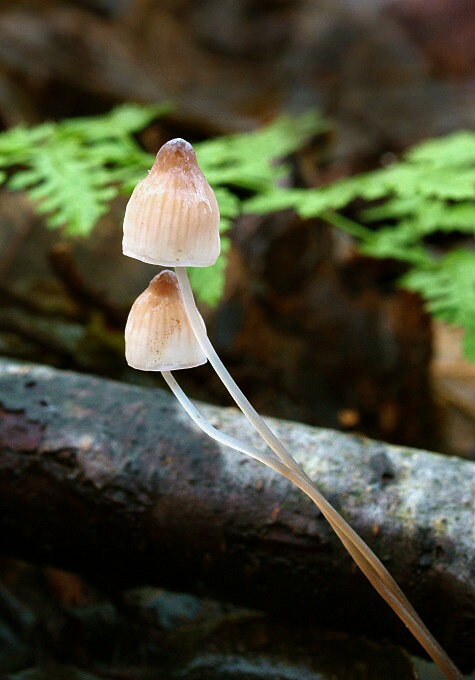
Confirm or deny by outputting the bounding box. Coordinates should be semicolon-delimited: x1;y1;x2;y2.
0;358;473;670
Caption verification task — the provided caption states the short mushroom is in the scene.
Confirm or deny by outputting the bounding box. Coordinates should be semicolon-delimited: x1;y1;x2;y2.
125;270;207;371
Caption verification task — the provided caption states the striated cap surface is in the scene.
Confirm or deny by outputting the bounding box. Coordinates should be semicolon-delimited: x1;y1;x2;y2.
123;138;220;267
125;270;207;371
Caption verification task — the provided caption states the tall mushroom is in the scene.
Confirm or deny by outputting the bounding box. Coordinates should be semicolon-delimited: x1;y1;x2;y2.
123;138;220;266
123;138;464;680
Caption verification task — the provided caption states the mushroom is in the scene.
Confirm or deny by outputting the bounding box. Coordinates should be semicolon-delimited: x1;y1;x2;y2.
123;138;220;266
125;270;207;371
170;268;464;680
123;139;464;680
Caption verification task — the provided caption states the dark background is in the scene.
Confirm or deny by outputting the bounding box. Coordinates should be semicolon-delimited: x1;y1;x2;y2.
1;0;475;457
0;2;474;679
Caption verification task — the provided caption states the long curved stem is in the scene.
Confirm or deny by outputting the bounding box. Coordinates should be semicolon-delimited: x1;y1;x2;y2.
162;370;463;679
162;370;280;470
174;266;464;680
175;267;297;472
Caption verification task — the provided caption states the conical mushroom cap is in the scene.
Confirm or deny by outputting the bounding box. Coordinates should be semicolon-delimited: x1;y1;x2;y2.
125;270;207;371
123;138;220;267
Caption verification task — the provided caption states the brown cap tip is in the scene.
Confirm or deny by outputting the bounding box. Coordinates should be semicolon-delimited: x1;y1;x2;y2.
148;269;181;298
150;138;198;175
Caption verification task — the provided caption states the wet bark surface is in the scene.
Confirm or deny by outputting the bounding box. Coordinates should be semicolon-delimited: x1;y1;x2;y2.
0;358;473;670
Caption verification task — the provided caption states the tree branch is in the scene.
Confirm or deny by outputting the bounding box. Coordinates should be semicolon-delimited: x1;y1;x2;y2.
0;358;473;670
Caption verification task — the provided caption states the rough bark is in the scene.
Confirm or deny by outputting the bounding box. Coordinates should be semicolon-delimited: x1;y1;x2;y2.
0;358;473;669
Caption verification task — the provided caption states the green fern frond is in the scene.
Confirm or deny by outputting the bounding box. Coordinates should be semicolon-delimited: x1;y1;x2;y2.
242;129;475;359
7;137;117;235
188;237;231;307
359;223;433;266
0;123;54;169
0;103;170;235
0;104;326;307
213;187;240;225
417;202;475;233
244;188;308;214
60;103;170;140
406;131;475;167
401;250;475;360
371;163;475;201
1;104;474;356
196;111;328;191
363;199;475;234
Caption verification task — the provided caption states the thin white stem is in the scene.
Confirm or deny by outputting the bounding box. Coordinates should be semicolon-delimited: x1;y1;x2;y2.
162;368;463;680
161;370;281;470
175;266;299;473
174;266;464;680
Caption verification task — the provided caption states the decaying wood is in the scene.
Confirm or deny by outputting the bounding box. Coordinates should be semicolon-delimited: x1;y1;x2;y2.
0;358;473;670
221;217;441;450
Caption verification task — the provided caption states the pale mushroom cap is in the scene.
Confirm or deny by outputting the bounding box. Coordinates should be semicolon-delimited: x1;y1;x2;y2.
125;270;207;371
123;138;220;267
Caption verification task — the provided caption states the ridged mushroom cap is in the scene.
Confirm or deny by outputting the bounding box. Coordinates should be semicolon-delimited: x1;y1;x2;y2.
123;138;220;267
125;270;207;371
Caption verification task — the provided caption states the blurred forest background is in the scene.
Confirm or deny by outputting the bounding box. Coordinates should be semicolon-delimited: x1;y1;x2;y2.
0;2;474;679
0;0;475;457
